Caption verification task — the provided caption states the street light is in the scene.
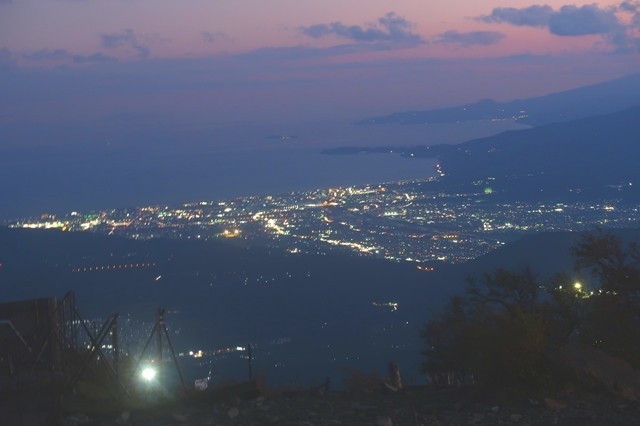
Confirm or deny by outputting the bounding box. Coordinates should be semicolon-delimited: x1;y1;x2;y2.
141;366;157;382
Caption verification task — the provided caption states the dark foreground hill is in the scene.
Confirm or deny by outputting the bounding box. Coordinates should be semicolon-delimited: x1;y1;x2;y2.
0;227;443;386
6;384;640;425
3;227;640;387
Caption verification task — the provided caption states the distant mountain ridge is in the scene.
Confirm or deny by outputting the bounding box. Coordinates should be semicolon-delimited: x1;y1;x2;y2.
329;106;640;199
357;73;640;126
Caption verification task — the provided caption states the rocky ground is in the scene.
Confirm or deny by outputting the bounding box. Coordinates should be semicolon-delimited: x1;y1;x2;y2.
54;387;640;426
3;383;640;425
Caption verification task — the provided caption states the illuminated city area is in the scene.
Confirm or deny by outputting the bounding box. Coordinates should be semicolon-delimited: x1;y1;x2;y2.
9;177;640;266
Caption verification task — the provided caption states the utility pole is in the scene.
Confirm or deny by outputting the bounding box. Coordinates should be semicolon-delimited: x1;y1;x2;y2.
157;309;163;394
247;343;253;381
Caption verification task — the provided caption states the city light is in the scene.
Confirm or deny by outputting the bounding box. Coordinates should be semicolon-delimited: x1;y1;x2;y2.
9;179;640;267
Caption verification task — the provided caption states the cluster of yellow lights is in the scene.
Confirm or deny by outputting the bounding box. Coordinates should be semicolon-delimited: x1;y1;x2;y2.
372;302;399;311
187;346;246;359
222;229;241;238
71;262;156;273
558;282;596;298
319;237;379;253
416;265;435;271
19;221;66;229
264;218;289;235
79;219;102;229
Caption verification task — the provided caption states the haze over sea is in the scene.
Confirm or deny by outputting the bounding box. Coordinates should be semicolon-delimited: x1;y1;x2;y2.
1;119;526;221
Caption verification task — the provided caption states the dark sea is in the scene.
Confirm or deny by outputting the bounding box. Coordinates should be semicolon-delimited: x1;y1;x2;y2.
0;119;526;220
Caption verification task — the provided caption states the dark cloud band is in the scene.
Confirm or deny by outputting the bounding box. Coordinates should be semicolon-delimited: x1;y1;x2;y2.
479;3;639;52
300;12;425;48
23;48;114;64
435;31;505;47
101;29;150;57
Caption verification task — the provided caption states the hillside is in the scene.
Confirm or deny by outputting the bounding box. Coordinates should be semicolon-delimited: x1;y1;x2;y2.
433;106;640;197
4;227;640;423
4;226;637;386
0;227;432;385
357;73;640;126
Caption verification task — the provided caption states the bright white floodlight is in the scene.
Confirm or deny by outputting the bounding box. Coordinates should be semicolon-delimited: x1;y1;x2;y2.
141;366;157;382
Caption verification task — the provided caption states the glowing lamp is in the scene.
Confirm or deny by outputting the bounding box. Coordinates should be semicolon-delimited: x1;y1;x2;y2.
141;366;157;382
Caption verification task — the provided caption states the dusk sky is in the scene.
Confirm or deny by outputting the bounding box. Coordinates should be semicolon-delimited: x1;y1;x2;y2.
2;0;640;143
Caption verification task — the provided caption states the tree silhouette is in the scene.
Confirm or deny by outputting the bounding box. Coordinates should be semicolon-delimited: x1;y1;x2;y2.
422;268;553;394
572;231;640;366
422;231;640;395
